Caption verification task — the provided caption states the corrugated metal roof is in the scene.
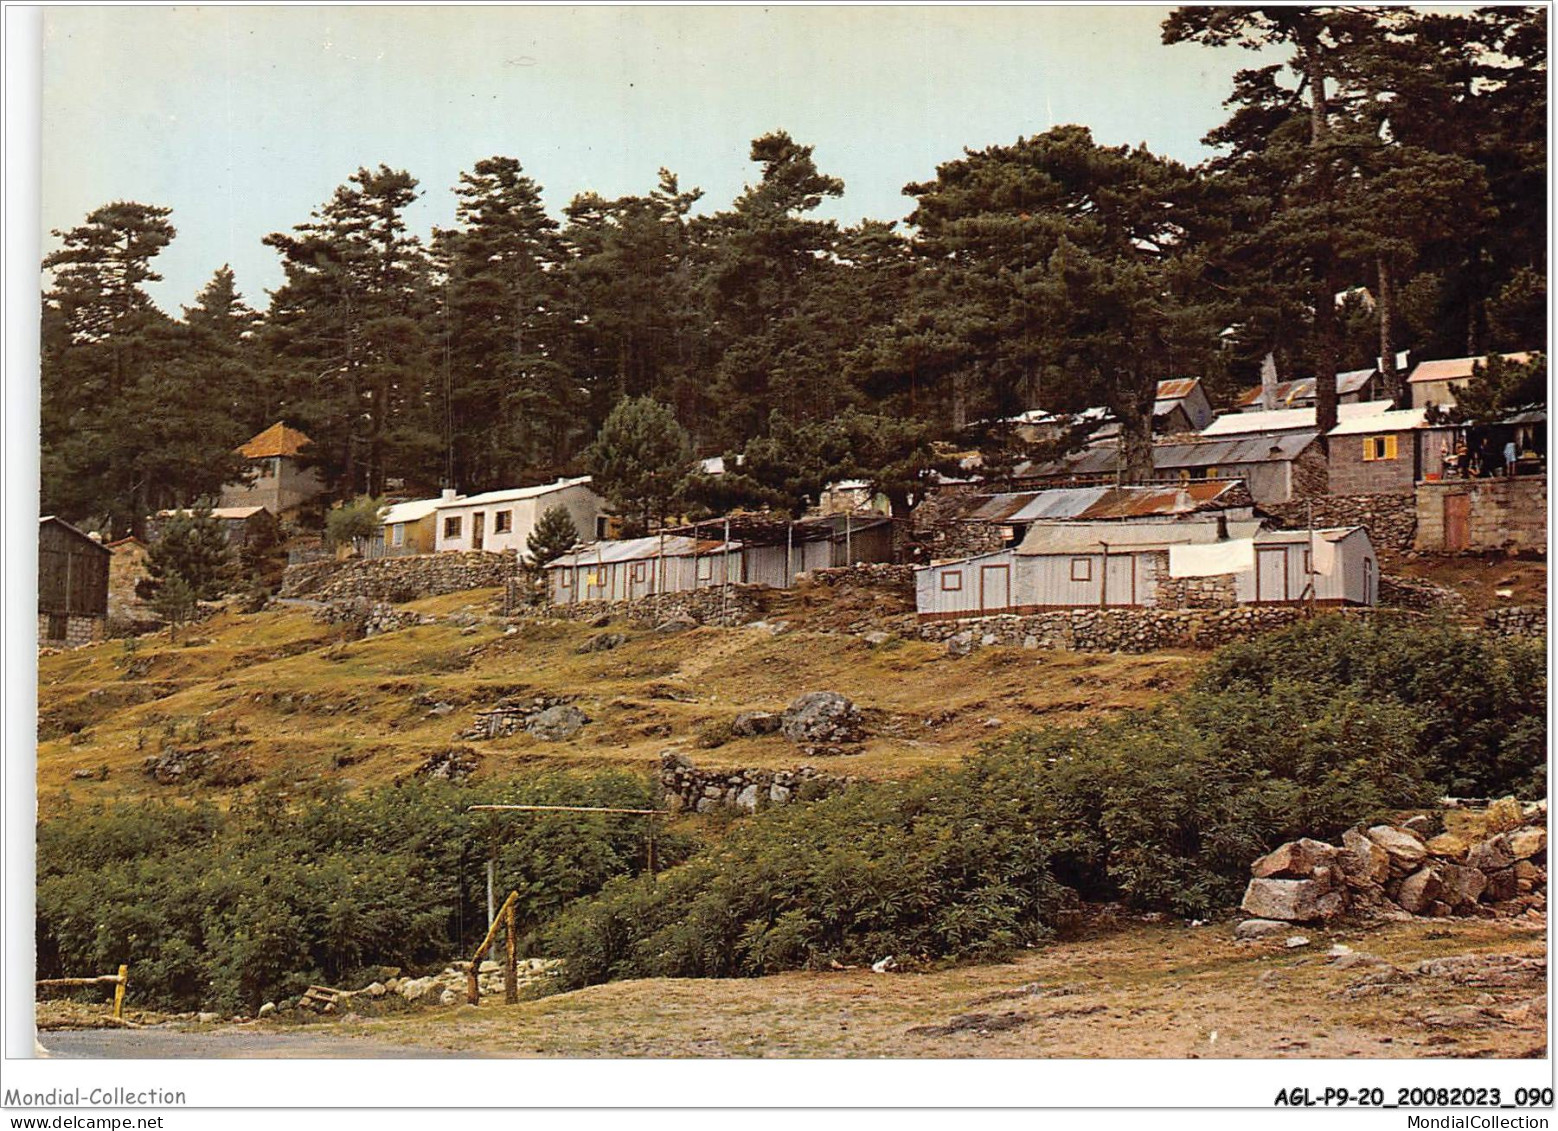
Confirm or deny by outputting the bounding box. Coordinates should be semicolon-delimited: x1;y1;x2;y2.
1016;518;1266;556
237;422;312;459
156;506;268;520
1201;400;1395;438
548;535;737;569
965;487;1110;523
1253;526;1362;544
1079;481;1242;518
1155;377;1201;401
1408;352;1534;384
1328;408;1429;437
381;497;449;524
1234;369;1376;408
440;476;593;509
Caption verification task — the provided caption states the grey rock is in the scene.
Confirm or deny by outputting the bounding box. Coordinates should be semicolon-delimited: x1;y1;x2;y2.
1341;827;1391;887
257;1002;276;1018
1251;838;1339;880
1366;826;1427;872
1397;866;1443;914
1505;827;1546;861
780;691;864;746
862;631;893;647
524;704;590;741
654;615;697;634
438;988;458;1006
731;710;782;737
1233;918;1290;940
1438;863;1488;907
576;632;626;654
196;1011;220;1024
1466;835;1515;873
735;784;760;812
945;632;975;657
1239;877;1344;922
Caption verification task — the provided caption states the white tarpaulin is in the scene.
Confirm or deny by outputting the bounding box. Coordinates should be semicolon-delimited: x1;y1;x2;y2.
1310;533;1338;575
1167;538;1256;578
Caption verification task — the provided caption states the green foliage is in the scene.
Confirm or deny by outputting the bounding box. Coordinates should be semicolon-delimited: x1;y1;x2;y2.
583;396;693;534
525;504;579;567
1201;614;1548;798
1448;352;1547;424
324;495;386;549
149;576;197;638
35;771;688;1013
145;504;232;600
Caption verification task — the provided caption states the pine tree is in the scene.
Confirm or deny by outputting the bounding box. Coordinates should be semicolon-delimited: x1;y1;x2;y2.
526;505;580;567
145;504;233;600
583;397;693;535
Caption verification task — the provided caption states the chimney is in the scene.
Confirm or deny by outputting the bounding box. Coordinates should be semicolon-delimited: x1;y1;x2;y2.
441;488;459;502
1260;352;1279;412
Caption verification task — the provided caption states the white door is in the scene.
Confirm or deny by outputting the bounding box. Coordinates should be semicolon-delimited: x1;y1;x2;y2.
979;564;1011;612
1256;547;1289;603
1104;555;1135;606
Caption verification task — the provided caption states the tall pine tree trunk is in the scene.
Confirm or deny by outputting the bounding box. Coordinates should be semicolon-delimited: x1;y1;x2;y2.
1304;33;1339;442
1378;256;1401;405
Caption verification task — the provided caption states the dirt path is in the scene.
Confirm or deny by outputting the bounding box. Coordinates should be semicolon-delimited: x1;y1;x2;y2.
36;1028;480;1059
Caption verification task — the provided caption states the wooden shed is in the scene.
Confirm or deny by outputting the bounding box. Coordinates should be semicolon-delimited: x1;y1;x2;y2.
39;516;110;647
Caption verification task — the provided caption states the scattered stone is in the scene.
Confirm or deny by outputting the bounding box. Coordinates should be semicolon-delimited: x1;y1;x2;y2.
1285;936;1311;949
196;1012;220;1024
862;631;893;647
416;746;480;781
871;956;900;973
945;632;975;657
653;615;697;634
257;1002;276;1019
1233;918;1290;940
365;982;387;998
1506;827;1546;861
1366;826;1427;872
1326;944;1353;957
1425;833;1469;861
1484;796;1525;833
438;989;458;1007
576;632;626;654
1252;838;1339;880
1340;828;1391;886
1437;863;1488;907
1466;835;1515;873
907;1012;1032;1037
524;704;590;741
1396;867;1443;914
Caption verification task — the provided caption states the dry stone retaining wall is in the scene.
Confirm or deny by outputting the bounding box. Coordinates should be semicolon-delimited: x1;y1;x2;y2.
280;551;517;603
917;606;1372;654
542;585;764;628
1483;606;1545;639
658;752;850;813
1267;491;1417;550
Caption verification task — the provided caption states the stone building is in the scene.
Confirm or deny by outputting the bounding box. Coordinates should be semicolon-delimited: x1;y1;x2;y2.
220;422;325;514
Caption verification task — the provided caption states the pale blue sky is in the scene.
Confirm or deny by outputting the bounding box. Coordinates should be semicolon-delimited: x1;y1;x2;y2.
42;5;1272;313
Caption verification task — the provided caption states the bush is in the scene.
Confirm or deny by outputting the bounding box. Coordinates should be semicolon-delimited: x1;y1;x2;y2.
35;771;689;1013
1200;614;1547;797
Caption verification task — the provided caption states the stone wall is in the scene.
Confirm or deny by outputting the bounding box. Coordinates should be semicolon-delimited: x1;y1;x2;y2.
1154;573;1237;610
542;584;764;628
1290;445;1331;500
279;550;518;603
1377;574;1466;614
658;752;850;813
1267;491;1417;550
37;613;104;649
918;606;1379;654
311;598;433;636
910;484;1001;561
1484;606;1546;640
1414;476;1547;554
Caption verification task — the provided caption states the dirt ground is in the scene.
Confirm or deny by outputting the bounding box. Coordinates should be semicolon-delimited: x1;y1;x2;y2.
284;917;1550;1060
1380;551;1546;615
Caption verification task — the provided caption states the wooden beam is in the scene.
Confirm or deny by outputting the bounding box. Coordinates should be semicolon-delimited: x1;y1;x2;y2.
467;889;519;1005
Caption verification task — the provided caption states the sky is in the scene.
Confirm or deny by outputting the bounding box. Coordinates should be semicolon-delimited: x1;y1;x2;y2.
41;4;1276;314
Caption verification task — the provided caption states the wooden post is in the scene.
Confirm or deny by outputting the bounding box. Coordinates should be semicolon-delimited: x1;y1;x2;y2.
504;901;519;1005
112;964;127;1020
467;890;519;1005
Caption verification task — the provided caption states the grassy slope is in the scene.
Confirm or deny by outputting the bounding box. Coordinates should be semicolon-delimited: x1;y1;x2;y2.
37;590;1195;811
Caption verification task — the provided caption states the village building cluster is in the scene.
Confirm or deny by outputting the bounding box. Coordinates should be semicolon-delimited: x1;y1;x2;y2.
39;349;1546;647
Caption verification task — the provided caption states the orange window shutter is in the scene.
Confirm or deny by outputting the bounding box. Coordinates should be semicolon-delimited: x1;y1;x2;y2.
1362;438;1374;462
1385;435;1398;459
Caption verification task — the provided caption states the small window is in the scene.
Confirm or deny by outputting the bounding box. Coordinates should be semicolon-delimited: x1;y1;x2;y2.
1363;435;1398;462
493;510;512;534
558;570;572;589
390;523;405;547
443;516;462;539
940;569;963;592
1303;549;1313;575
1070;557;1093;582
696;557;713;581
631;562;647;582
595;516;610;539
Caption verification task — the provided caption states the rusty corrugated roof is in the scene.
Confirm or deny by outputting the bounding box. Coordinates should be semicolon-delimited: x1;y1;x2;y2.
1408;352;1534;384
237;422;313;459
1076;482;1239;519
1155;377;1201;401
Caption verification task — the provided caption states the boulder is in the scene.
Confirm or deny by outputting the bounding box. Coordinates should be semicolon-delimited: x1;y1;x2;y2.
258;1002;277;1019
1366;826;1427;872
524;704;590;742
1425;833;1469;861
945;632;975;657
735;784;760;812
439;988;458;1006
654;615;697;634
1438;863;1488;907
1239;877;1343;923
576;632;626;654
1233;918;1290;940
1396;866;1443;914
1466;835;1515;873
1340;828;1391;887
780;691;864;746
1505;827;1546;862
365;982;387;998
1252;838;1339;880
1511;859;1544;885
730;711;782;738
196;1011;220;1024
1482;867;1519;903
1483;796;1525;833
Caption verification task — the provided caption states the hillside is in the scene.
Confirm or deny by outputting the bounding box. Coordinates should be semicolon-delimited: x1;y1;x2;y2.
36;592;1196;811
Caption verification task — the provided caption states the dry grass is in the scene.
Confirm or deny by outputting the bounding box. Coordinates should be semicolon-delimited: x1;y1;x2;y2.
339;916;1546;1059
36;602;1196;811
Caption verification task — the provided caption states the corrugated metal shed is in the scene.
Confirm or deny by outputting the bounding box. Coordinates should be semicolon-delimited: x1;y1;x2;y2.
1408;352;1534;384
1015;519;1265;556
1234;369;1378;408
550;535;735;568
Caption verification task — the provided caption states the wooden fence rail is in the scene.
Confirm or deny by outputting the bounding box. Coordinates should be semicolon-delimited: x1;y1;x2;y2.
37;964;128;1020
